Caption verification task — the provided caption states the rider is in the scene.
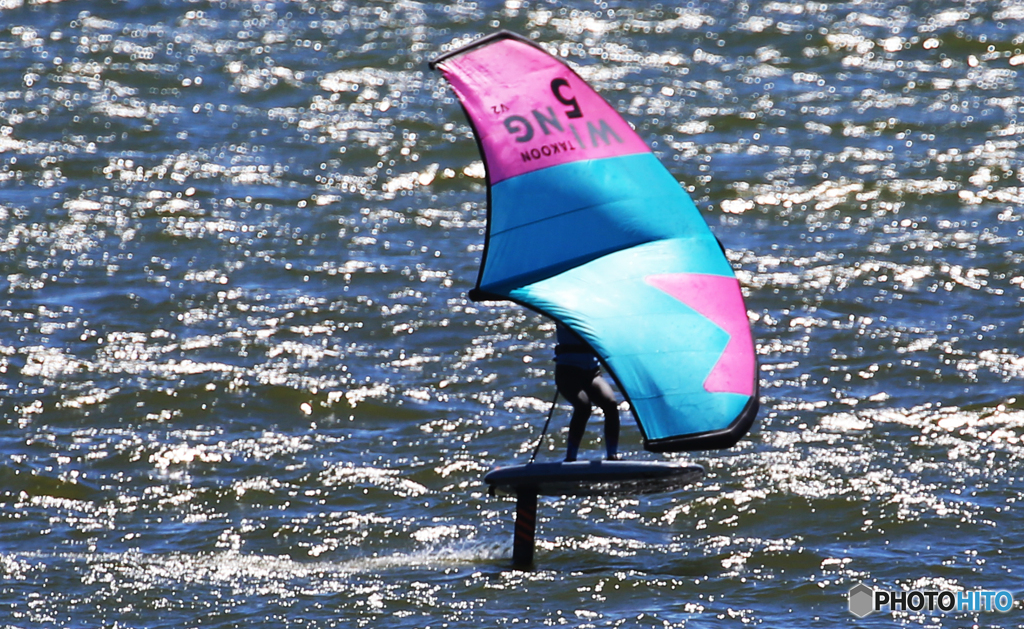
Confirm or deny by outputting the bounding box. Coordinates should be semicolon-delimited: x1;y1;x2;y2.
553;322;620;462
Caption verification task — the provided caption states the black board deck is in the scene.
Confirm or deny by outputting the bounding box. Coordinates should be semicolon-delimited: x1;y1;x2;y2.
484;460;705;497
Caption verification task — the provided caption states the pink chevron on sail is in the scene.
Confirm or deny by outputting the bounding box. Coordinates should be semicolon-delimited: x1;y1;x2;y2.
645;273;756;396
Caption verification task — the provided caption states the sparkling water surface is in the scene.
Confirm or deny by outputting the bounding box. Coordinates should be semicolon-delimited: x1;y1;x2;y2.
2;0;1024;627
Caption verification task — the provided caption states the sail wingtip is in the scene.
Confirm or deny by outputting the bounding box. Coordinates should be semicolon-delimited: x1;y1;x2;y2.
429;30;537;70
467;287;509;302
642;385;760;453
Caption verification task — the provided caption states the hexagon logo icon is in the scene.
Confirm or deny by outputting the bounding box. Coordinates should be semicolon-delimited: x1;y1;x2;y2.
849;582;875;618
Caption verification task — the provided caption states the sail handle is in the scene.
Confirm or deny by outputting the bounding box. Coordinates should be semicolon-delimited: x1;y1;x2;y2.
528;390;560;464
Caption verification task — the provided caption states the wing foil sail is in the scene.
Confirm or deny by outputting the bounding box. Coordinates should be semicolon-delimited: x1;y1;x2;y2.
433;32;759;451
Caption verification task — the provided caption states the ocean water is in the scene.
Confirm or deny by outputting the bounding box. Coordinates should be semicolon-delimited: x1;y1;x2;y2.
2;0;1024;626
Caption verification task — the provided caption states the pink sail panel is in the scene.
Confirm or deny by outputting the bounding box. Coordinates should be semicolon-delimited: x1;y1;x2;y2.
645;273;757;397
435;37;650;184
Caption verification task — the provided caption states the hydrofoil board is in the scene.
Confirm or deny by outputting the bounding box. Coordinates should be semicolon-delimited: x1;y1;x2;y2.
485;460;704;497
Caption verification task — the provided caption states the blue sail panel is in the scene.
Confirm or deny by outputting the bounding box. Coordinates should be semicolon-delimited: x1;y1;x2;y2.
480;153;707;292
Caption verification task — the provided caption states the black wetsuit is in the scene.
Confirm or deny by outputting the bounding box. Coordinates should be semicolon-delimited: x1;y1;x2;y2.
554;323;620;461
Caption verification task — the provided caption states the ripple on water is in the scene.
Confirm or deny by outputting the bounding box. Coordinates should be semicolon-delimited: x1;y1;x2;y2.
3;0;1024;626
